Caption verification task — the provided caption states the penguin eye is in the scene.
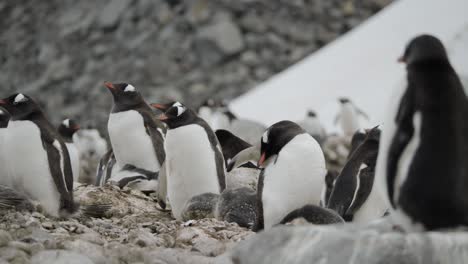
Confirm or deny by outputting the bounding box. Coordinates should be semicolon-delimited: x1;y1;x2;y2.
13;94;28;105
262;130;269;144
123;84;136;92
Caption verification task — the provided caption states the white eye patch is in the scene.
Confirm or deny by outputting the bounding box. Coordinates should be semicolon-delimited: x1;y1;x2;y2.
173;101;183;107
62;119;70;128
176;106;186;116
0;109;4;115
262;130;269;143
124;84;136;92
14;93;28;104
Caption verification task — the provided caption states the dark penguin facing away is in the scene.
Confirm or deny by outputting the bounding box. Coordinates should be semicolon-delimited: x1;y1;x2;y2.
215;129;257;169
387;35;468;231
0;109;9;128
0;93;77;216
58;119;80;143
152;101;226;220
327;126;380;222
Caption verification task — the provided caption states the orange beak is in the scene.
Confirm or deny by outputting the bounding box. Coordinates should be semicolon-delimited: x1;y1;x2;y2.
151;103;168;111
258;152;266;167
397;56;405;63
157;113;169;121
104;81;115;90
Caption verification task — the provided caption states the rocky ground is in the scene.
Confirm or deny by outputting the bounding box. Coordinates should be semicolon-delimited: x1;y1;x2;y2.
0;185;253;264
0;0;392;132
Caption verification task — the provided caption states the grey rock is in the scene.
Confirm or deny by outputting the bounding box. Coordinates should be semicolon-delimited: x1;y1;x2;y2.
216;188;257;229
143;248;214;264
32;250;94;264
195;19;245;66
97;0;132;30
8;240;45;255
0;247;29;264
229;224;468;264
0;230;12;247
181;193;220;221
128;228;159;247
63;240;106;264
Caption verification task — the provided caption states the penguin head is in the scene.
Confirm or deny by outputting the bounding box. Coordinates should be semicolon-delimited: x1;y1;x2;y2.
307;110;317;117
104;82;143;109
0;109;10;128
58;118;80;139
258;120;305;168
338;97;350;105
399;35;448;65
0;93;42;121
151;101;182;112
153;101;196;128
364;125;381;144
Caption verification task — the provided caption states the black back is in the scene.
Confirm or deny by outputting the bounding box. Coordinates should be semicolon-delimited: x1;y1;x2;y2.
348;129;367;158
160;103;226;191
327;127;380;220
279;204;345;225
215;129;253;167
387;35;468;229
0;93;77;214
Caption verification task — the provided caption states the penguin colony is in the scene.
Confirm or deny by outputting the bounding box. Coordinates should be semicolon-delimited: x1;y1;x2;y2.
0;35;466;233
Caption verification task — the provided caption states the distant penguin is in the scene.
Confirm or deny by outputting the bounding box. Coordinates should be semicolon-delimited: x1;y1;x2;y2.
386;35;468;231
299;110;327;145
105;82;165;193
151;102;226;220
0;93;77;217
74;128;108;184
58;119;80;183
327;127;380;223
0;109;10;182
335;97;369;138
255;121;327;231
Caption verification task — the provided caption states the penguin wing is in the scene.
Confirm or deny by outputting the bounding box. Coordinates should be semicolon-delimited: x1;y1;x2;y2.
345;165;375;216
96;149;113;186
140;110;166;166
42;133;76;213
387;87;415;207
254;169;266;232
198;121;226;192
156;161;167;209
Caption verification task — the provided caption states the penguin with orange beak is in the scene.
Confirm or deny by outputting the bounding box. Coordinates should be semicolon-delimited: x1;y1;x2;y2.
255;120;328;230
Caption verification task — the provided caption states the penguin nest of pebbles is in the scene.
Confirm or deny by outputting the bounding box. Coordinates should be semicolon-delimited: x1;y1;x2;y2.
0;184;253;263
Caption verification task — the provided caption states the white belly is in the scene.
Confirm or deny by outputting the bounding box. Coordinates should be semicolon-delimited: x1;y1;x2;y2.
339;104;360;136
66;142;80;182
262;134;327;229
165;125;221;220
108;110;160;172
4;121;61;216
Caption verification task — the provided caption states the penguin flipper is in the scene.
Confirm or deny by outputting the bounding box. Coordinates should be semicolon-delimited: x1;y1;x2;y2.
140;110;166;166
96;149;113;186
43;135;78;215
387;87;415;207
346;166;375;216
156;161;167;209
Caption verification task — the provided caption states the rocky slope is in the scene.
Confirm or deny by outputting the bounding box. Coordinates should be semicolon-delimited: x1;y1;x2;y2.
0;0;392;132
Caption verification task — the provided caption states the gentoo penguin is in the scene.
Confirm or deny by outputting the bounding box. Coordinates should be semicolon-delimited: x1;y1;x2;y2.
255;121;327;231
387;35;468;231
279;204;344;226
299;110;327;145
334;97;369;138
58;119;80;183
348;128;367;158
215;129;256;168
151;101;225;220
0;93;77;217
105;82;165;193
327;126;380;222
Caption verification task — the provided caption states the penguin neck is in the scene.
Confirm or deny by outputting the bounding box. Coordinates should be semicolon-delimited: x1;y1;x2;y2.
165;110;200;129
112;100;148;114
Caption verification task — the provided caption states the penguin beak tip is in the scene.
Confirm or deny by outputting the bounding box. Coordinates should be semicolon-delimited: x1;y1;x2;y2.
104;81;115;90
157;114;169;121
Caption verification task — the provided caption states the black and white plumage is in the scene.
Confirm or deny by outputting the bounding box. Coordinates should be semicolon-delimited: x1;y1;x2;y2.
58;119;80;183
0;93;77;217
152;102;226;220
0;109;10;184
105;82;165;193
255;121;327;231
215;129;257;169
386;35;468;231
298;110;327;145
327;127;380;223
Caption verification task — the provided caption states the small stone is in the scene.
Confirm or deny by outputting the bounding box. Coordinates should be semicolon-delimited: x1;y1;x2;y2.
0;230;12;247
42;222;55;230
32;250;94;264
192;236;226;257
8;241;44;255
